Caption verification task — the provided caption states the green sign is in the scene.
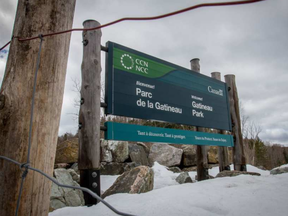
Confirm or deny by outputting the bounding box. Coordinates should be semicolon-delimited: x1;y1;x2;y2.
105;122;234;147
105;42;232;131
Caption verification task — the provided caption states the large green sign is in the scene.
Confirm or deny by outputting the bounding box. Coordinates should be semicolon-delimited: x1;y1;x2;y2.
105;42;232;131
105;122;234;147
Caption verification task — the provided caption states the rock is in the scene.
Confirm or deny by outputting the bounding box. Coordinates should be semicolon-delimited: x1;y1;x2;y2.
101;139;113;162
124;162;139;172
53;168;84;207
102;166;154;199
167;167;182;173
216;170;261;178
208;146;218;164
68;168;80;183
176;172;193;184
55;138;78;164
100;162;138;175
54;163;70;169
181;146;197;166
257;166;267;170
129;143;150;166
149;143;183;167
136;142;150;154
50;182;65;202
50;199;66;212
101;140;129;163
71;163;79;174
270;166;288;175
182;166;197;172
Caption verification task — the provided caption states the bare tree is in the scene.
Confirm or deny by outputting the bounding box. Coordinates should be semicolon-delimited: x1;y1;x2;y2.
239;101;249;139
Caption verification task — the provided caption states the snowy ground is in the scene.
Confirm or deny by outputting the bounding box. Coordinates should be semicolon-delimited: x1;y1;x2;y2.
50;163;288;216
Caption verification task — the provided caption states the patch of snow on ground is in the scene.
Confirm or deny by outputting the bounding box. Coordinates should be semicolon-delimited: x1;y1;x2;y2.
100;175;119;192
49;163;288;216
152;162;179;189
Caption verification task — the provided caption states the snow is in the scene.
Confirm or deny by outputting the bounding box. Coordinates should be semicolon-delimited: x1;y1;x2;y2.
50;163;288;216
100;175;119;192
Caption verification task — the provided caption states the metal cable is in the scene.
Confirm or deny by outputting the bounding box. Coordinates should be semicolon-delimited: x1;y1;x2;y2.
14;35;44;216
0;156;136;216
26;35;43;164
0;0;265;51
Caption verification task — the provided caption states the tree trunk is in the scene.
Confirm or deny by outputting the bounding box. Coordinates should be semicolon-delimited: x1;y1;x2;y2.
190;58;208;181
211;72;230;172
0;1;76;215
224;75;246;171
78;20;102;205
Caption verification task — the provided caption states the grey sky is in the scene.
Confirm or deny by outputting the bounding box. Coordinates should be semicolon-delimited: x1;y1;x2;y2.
0;0;287;145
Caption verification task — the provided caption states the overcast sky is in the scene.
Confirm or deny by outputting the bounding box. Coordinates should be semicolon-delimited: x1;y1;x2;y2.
0;0;287;146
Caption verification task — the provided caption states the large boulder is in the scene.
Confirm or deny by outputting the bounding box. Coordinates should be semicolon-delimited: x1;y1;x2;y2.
55;138;78;164
216;170;261;178
102;166;154;199
176;172;193;184
149;143;183;167
101;140;129;163
50;182;66;212
129;143;150;166
100;162;138;175
181;146;197;166
270;166;288;175
50;168;84;212
208;146;218;164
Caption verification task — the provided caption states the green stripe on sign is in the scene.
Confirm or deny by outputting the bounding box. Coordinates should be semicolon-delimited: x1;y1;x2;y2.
105;122;234;147
113;47;175;78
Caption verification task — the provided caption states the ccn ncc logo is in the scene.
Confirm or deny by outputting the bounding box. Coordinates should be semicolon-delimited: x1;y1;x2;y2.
120;53;149;74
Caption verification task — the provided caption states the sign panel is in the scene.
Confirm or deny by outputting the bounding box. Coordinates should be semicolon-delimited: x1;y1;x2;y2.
105;42;232;131
105;122;234;147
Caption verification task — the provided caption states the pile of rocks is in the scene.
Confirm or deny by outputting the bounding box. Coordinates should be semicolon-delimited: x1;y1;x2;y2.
50;164;83;212
51;139;229;212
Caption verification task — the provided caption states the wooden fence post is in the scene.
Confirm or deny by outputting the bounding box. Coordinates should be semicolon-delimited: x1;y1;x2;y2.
190;58;209;181
0;1;76;215
224;75;246;171
79;20;102;205
211;72;230;172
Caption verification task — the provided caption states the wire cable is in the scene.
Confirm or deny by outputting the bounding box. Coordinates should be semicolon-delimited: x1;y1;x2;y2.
0;156;136;216
26;35;43;164
0;0;265;51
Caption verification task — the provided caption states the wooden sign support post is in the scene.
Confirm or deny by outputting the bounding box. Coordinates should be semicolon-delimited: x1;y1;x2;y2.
79;20;102;205
190;58;209;181
211;72;230;172
224;75;246;171
0;1;76;215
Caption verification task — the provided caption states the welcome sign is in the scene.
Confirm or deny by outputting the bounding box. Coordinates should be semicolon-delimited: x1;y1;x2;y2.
105;42;232;131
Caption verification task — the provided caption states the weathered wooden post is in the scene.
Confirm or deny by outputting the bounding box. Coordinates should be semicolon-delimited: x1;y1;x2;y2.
79;20;102;205
0;1;76;215
211;72;230;172
190;58;209;181
224;75;246;171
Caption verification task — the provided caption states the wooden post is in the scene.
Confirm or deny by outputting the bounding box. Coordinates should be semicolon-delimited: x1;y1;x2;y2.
0;1;76;215
190;58;209;181
211;72;230;172
224;75;246;171
79;20;102;205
